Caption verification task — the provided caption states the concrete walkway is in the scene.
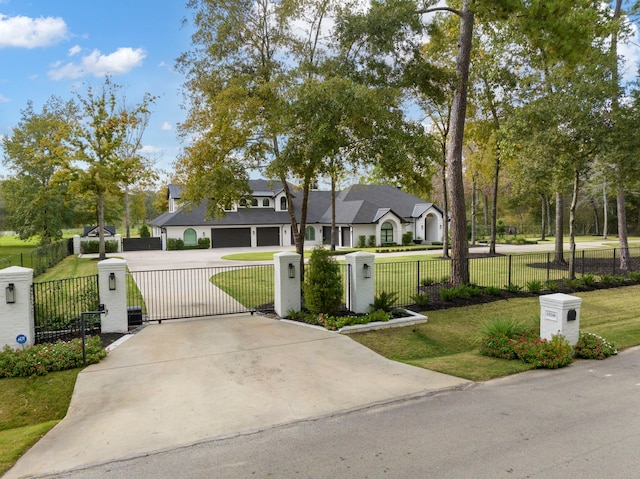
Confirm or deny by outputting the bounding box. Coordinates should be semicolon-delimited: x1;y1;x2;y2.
5;315;469;479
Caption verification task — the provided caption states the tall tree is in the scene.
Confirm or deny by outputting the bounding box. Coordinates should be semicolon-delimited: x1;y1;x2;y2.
72;76;156;260
1;97;77;244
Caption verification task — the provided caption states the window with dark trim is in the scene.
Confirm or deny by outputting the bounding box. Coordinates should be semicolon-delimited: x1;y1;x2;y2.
381;222;394;243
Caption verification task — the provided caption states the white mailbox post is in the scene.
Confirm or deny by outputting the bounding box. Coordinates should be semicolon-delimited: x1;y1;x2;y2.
539;293;582;346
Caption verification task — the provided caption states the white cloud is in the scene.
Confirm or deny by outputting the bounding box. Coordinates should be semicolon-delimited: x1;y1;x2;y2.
0;14;68;48
140;144;163;155
0;93;9;103
68;44;82;56
619;22;640;84
48;47;146;80
160;121;172;131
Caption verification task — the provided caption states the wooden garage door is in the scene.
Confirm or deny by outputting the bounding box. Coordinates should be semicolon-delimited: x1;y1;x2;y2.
257;227;280;246
211;228;251;248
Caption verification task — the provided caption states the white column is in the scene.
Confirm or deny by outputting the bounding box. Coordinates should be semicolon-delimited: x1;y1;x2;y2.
539;293;582;346
0;266;35;349
73;235;81;255
114;234;122;253
98;259;128;333
274;252;301;317
345;252;375;314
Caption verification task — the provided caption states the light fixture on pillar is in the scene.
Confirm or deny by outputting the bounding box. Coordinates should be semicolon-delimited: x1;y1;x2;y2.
363;263;371;279
6;283;15;304
288;263;296;279
108;272;116;291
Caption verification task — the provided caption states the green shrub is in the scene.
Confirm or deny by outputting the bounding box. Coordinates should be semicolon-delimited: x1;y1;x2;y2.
167;238;184;250
370;291;399;312
579;274;596;287
574;332;617;360
504;284;522;293
439;287;457;301
303;247;343;315
480;317;529;339
512;334;573;369
480;333;519;360
526;280;543;293
197;237;210;249
600;274;624;285
80;240;119;254
0;336;106;378
410;292;430;307
139;224;151;238
367;235;376;247
358;235;366;248
545;280;560;292
627;271;640;283
483;286;502;296
563;279;581;290
402;231;413;246
421;278;435;286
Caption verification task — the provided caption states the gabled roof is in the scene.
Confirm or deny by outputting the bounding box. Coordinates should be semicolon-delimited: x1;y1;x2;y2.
151;181;440;228
83;225;116;237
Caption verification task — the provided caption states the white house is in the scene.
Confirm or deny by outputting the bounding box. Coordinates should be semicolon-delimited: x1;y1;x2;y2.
150;180;445;249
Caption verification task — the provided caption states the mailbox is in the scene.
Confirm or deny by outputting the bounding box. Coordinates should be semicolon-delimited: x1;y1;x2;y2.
539;293;582;346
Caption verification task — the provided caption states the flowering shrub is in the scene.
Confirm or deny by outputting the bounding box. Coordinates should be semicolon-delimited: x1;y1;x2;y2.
574;332;617;360
512;335;573;369
0;336;106;378
480;333;519;360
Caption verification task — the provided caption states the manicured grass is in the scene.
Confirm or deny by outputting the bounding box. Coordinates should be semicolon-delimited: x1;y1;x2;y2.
34;255;99;282
349;285;640;382
0;369;80;475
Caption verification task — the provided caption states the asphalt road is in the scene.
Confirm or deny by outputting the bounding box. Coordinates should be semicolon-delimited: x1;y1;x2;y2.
49;346;640;479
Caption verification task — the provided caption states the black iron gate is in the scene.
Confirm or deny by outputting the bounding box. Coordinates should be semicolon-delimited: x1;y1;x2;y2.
32;275;100;343
126;265;274;322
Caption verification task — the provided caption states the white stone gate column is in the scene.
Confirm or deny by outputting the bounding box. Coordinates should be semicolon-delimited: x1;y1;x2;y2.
274;252;301;317
345;252;375;314
98;258;128;333
0;266;34;349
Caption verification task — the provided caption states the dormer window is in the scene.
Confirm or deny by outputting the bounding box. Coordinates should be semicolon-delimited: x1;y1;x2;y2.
251;198;258;207
239;198;247;207
280;196;287;210
263;198;270;207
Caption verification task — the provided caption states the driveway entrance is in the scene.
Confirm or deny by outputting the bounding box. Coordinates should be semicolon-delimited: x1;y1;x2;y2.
128;265;273;322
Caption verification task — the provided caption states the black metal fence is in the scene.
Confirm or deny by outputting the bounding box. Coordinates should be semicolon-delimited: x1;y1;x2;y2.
0;239;72;276
127;264;275;322
375;247;640;308
32;274;100;344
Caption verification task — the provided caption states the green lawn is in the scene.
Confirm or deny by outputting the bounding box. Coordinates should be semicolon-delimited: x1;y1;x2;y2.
350;285;640;381
0;369;80;475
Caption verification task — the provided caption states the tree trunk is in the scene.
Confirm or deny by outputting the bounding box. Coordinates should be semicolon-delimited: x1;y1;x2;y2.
568;171;579;279
484;193;489;237
330;174;336;251
445;0;473;286
125;185;131;238
470;175;476;246
617;184;630;270
441;159;450;259
489;144;500;255
554;192;564;264
540;194;546;241
545;195;552;237
98;188;106;261
603;181;608;239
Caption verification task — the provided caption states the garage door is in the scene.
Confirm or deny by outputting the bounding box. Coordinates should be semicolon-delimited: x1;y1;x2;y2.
211;228;251;248
257;227;280;246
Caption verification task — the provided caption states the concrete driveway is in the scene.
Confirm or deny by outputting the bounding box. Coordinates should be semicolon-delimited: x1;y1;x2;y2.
5;314;469;479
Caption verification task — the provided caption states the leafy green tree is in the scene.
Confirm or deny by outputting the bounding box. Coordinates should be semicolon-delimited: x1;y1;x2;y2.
177;0;421;278
303;247;343;315
71;76;156;259
1;97;77;244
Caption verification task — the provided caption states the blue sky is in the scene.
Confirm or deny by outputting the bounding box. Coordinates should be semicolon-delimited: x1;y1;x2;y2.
0;0;193;178
0;1;639;183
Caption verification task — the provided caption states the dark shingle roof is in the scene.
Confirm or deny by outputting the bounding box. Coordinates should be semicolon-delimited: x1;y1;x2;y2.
150;181;438;227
